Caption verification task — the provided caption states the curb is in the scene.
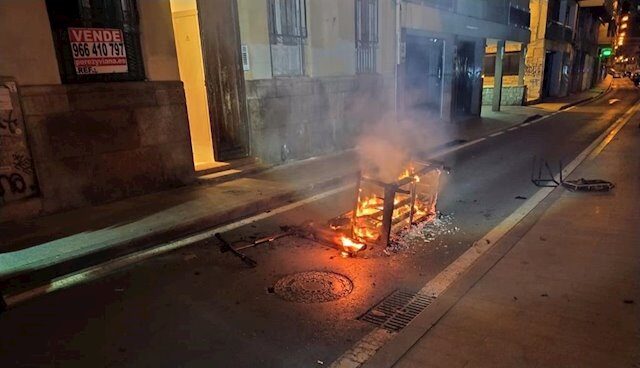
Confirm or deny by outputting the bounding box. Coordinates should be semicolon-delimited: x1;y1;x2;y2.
359;83;635;368
558;81;614;110
0;170;358;295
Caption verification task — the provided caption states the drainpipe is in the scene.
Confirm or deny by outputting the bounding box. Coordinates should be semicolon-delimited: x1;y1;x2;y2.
394;0;402;123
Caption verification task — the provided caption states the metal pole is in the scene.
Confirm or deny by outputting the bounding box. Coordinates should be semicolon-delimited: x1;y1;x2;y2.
379;185;397;248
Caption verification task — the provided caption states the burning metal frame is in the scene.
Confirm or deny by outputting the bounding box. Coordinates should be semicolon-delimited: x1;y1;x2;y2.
215;159;447;266
329;159;447;252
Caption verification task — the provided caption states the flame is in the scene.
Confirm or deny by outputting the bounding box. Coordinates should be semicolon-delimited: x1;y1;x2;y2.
353;225;378;241
339;236;365;252
349;164;438;246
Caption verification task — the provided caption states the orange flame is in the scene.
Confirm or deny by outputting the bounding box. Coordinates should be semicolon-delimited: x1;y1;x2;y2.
339;236;365;252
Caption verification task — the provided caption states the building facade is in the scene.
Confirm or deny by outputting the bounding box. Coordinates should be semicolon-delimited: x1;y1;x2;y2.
524;0;612;103
0;0;194;218
1;0;536;219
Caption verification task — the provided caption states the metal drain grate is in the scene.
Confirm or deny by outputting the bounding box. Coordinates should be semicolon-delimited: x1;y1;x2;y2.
359;290;436;331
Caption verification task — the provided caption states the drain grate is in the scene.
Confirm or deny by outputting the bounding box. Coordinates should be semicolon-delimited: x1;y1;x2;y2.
359;290;436;331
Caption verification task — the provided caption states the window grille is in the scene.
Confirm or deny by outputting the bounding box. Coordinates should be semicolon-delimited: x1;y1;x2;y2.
45;0;145;83
268;0;307;76
355;0;378;73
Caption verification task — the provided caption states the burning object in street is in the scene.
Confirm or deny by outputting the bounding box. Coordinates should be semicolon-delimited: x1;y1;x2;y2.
215;160;445;266
328;159;445;253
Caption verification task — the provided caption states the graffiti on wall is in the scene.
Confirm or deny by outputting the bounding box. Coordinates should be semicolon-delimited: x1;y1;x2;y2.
524;56;544;102
0;78;38;205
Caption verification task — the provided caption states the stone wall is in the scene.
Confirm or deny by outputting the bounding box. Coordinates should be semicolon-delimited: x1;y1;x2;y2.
246;74;392;163
482;85;526;106
20;81;195;213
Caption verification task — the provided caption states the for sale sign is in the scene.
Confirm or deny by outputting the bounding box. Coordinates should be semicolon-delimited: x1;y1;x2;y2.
68;28;128;75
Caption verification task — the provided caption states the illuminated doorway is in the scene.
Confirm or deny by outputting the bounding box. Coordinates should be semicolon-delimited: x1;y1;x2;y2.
170;0;250;169
169;0;216;171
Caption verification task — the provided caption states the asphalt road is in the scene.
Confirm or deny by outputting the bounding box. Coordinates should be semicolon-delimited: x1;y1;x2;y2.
1;79;637;368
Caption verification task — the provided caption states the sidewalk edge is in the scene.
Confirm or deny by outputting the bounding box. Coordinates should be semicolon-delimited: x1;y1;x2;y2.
0;171;357;293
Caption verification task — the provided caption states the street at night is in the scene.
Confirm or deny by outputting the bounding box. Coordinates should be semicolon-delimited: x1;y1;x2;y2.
1;0;640;367
1;78;638;367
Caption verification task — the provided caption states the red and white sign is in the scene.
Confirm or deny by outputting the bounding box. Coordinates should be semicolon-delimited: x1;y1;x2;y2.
68;28;128;75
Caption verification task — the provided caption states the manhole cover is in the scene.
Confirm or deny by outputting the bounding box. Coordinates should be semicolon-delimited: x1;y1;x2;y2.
273;271;353;303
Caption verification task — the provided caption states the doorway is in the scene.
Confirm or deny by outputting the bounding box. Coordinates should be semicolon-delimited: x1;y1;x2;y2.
453;41;476;116
170;0;250;170
170;0;216;171
404;35;444;116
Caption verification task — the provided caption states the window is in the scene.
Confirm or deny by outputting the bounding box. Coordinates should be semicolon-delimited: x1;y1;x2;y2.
355;0;378;73
45;0;145;83
483;52;520;76
268;0;307;76
509;5;530;29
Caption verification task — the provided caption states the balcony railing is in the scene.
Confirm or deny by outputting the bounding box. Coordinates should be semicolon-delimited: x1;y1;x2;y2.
546;20;574;43
411;0;530;29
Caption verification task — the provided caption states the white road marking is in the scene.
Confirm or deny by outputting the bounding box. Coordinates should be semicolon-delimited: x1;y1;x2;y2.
3;184;355;307
329;96;640;368
507;126;519;131
430;137;485;158
488;131;504;137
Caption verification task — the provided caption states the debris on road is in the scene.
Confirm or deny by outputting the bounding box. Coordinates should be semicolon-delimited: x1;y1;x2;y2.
215;233;258;268
183;253;197;261
531;157;615;192
562;178;615;192
390;212;459;252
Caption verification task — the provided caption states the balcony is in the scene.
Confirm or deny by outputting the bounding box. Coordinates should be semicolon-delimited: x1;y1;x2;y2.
577;0;614;21
546;20;574;43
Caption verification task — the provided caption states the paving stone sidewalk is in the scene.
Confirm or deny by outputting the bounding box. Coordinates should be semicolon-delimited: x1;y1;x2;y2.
376;98;639;368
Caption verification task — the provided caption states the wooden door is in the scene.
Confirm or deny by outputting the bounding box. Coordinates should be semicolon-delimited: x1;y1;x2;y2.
196;0;249;161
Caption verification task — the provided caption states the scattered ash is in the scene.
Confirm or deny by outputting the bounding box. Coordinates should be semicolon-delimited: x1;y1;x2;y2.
387;212;459;254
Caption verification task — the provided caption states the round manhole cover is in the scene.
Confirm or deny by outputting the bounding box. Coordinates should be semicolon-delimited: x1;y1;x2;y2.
273;271;353;303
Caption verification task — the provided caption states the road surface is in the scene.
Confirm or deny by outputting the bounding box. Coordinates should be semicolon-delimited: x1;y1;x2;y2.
0;79;636;367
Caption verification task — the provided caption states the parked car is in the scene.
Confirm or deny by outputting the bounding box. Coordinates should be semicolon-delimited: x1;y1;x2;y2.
609;69;622;78
631;71;640;87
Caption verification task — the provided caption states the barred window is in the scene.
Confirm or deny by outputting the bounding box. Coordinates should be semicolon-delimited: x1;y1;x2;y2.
45;0;145;83
355;0;378;73
268;0;307;77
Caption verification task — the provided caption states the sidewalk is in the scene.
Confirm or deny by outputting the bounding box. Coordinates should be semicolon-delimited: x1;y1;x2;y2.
0;80;612;293
533;76;612;111
367;97;639;367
